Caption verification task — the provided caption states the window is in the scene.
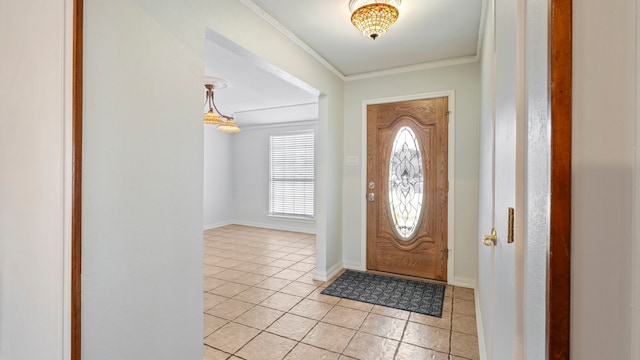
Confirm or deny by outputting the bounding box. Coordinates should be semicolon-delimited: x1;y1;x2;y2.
269;131;315;219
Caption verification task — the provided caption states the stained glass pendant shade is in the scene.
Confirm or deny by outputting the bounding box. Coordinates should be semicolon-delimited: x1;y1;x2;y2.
388;126;424;238
349;0;401;40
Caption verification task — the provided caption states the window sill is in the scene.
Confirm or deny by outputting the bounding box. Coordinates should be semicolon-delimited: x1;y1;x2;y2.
268;214;315;222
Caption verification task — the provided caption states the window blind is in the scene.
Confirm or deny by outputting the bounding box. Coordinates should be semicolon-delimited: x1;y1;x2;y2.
269;131;315;219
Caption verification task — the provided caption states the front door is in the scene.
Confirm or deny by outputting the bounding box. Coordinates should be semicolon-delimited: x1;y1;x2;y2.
366;97;449;280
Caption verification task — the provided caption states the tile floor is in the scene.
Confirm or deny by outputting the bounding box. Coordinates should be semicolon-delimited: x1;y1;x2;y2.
203;225;480;360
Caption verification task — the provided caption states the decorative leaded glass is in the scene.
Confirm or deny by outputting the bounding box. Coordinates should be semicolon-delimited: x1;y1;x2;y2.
388;126;424;238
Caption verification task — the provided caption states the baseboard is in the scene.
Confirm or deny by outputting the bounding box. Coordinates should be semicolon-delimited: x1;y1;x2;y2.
314;261;343;282
232;220;316;234
451;276;477;289
203;220;234;230
343;261;366;271
476;287;488;360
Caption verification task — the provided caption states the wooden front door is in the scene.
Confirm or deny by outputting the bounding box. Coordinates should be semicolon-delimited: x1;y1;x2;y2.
366;97;449;280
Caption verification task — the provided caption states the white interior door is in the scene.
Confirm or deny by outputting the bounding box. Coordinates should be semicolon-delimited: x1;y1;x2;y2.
493;0;521;358
478;0;522;358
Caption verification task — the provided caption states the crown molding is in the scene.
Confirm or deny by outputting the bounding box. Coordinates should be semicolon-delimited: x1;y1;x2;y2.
240;120;318;131
233;102;318;115
344;55;479;81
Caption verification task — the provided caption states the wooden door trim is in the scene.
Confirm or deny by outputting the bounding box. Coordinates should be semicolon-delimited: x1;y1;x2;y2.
548;0;571;358
361;91;456;282
72;0;83;358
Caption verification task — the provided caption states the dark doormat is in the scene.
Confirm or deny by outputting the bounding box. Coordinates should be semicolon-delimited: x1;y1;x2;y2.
321;270;446;318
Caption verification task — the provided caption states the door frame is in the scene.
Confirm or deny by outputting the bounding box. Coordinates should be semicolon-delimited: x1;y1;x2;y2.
360;90;456;284
547;0;571;358
71;0;83;358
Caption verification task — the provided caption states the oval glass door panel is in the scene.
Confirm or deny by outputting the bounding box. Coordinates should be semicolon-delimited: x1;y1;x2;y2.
388;126;424;238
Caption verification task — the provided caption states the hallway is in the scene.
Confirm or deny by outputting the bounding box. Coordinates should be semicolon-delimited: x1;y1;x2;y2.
203;225;480;360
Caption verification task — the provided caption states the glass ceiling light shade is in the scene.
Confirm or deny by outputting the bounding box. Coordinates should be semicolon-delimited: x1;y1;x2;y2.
204;109;223;126
218;119;241;133
349;0;401;40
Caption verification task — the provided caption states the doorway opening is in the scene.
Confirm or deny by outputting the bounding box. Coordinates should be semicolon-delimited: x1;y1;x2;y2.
202;29;320;236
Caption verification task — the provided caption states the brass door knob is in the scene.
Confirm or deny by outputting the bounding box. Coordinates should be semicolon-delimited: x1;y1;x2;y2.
483;228;497;246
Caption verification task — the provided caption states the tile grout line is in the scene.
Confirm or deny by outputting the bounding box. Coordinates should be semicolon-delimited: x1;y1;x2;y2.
394;311;412;359
449;298;454;357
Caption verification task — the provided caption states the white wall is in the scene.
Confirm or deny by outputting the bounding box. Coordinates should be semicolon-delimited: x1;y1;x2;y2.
342;62;481;285
83;1;344;358
203;127;234;229
572;0;636;358
0;1;71;359
233;122;317;233
83;0;204;358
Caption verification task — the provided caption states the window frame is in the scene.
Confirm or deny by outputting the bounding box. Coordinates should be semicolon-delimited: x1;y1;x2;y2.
268;129;316;220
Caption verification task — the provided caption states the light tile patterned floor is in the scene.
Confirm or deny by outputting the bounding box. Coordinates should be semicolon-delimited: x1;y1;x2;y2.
203;225;480;360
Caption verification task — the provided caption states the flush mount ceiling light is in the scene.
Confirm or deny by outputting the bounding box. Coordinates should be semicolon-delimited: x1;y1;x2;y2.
349;0;401;40
203;77;241;132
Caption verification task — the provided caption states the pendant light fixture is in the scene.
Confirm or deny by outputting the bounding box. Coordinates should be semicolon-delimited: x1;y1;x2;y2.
203;78;241;133
349;0;401;40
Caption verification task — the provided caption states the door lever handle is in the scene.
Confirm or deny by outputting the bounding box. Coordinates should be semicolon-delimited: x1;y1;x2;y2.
483;228;497;246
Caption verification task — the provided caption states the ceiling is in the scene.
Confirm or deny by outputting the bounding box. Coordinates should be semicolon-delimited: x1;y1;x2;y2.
248;0;483;77
204;0;484;127
204;33;319;127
